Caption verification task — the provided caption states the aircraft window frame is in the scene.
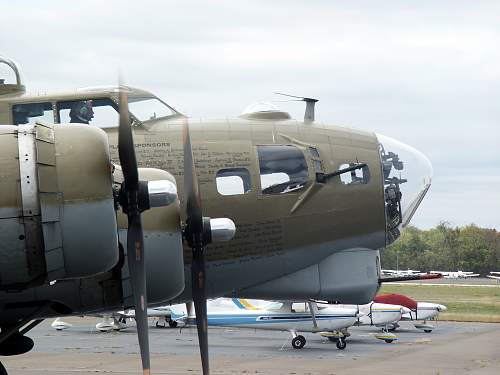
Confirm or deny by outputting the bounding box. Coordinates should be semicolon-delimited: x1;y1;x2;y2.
12;102;55;125
127;97;179;123
257;144;310;195
338;162;371;185
57;97;119;128
215;168;252;196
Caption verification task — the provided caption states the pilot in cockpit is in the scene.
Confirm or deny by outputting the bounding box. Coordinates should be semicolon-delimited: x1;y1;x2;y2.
69;100;94;124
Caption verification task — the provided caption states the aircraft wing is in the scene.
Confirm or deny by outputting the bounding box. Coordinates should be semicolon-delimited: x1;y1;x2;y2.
487;275;500;280
382;269;398;274
464;273;480;278
115;307;172;319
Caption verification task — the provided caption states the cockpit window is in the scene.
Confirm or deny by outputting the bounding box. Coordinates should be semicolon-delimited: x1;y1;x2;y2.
128;97;176;122
257;145;309;194
12;102;54;125
58;98;118;128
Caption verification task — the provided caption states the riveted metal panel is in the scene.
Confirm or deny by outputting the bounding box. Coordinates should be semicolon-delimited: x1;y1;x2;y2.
35;123;55;143
36;140;56;166
39;192;62;222
42;221;62;251
37;164;58;193
17;125;40;216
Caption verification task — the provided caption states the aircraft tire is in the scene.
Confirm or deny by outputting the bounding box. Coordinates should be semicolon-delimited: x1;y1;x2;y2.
292;335;306;349
0;361;7;375
384;339;394;343
169;320;178;328
336;338;347;350
424;329;432;333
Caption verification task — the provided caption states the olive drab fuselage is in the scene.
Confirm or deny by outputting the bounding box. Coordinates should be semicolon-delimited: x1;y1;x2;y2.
0;80;432;323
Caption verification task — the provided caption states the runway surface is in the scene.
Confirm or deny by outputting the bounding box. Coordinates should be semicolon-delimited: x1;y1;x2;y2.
2;318;500;374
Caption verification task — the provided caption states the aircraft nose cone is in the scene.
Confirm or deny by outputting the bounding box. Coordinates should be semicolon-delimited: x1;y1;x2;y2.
377;134;432;244
438;304;447;312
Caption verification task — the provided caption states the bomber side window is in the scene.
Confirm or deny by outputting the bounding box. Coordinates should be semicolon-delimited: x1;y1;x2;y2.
339;163;370;185
257;145;309;194
12;102;54;125
57;98;118;128
216;168;252;196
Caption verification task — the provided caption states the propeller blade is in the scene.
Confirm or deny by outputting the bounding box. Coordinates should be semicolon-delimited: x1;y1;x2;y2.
182;119;209;375
118;87;150;375
192;250;209;375
127;215;150;375
182;119;203;233
118;87;138;189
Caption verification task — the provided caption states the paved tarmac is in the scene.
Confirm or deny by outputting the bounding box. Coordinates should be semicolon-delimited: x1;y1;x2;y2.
2;318;500;374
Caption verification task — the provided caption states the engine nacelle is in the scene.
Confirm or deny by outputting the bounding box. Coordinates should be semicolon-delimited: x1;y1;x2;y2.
115;167;185;307
0;123;118;290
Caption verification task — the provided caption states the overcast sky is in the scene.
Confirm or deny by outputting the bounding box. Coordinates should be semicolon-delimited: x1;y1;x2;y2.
1;1;499;229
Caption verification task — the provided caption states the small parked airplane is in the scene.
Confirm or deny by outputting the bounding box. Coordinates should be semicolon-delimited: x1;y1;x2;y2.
374;294;447;332
171;299;359;350
487;272;500;281
51;306;176;332
327;300;411;343
175;298;412;347
382;269;422;277
430;271;480;279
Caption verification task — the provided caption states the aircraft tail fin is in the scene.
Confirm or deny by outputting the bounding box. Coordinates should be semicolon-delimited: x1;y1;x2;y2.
231;298;258;310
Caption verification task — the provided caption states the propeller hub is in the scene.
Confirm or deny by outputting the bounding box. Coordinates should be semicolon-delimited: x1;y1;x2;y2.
119;180;177;214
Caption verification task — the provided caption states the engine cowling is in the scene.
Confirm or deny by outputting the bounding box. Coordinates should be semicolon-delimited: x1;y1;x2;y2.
0;123;118;290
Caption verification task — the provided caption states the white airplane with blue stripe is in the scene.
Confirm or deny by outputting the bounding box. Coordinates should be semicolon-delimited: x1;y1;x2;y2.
171;298;358;350
171;298;412;349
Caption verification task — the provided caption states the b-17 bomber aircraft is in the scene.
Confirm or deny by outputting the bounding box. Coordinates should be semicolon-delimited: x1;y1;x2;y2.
0;56;432;374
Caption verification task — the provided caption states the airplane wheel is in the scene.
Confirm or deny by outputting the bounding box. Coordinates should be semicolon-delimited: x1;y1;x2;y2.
336;338;347;350
0;361;7;375
169;320;178;328
424;329;432;333
384;339;394;343
292;335;306;349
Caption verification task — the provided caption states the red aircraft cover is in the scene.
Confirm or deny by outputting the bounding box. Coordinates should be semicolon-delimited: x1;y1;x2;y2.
374;294;418;310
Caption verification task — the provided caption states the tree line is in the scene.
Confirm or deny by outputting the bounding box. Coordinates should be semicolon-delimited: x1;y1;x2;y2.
380;223;500;275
